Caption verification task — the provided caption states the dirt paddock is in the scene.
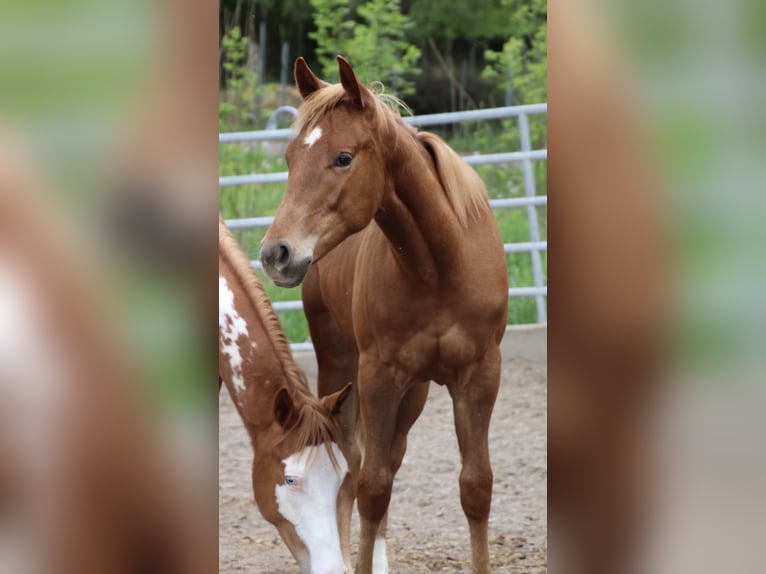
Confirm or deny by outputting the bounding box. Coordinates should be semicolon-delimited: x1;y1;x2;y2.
219;329;547;573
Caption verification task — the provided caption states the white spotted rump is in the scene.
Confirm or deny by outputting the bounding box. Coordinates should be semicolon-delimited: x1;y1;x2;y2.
303;127;323;148
218;275;250;394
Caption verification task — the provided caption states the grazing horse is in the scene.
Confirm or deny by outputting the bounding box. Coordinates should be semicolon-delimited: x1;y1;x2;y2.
219;216;352;574
260;57;509;574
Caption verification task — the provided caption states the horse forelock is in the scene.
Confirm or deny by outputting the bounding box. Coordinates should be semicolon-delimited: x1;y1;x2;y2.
219;218;342;466
292;83;407;140
281;399;342;469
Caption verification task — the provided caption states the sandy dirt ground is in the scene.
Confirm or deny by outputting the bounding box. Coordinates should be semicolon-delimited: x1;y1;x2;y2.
219;356;547;573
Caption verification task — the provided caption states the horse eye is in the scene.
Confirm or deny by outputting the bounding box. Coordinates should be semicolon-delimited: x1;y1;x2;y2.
285;475;300;488
333;152;353;168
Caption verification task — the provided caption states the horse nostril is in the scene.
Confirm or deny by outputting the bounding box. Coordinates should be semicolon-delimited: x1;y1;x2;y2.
274;241;292;271
260;240;292;272
277;243;290;265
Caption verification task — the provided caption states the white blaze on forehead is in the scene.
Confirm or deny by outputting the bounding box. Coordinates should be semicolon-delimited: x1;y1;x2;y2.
218;275;250;394
276;443;348;574
303;127;323;148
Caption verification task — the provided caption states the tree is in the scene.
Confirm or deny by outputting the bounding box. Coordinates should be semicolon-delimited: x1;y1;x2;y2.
219;26;259;130
309;0;421;95
407;0;509;43
483;0;547;106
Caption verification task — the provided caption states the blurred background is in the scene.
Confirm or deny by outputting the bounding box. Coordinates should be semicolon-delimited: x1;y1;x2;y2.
0;0;217;572
548;0;766;572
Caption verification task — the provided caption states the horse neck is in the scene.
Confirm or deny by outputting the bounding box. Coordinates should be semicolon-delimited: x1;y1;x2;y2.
374;125;466;282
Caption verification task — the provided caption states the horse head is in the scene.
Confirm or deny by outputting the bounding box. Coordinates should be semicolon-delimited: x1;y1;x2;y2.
260;56;390;287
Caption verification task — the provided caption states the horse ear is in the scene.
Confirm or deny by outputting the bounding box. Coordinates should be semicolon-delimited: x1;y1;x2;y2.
321;382;352;416
294;57;325;99
337;55;365;109
274;387;295;427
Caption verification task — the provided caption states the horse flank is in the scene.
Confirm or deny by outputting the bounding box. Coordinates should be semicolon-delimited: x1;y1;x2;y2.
219;218;339;462
292;83;489;228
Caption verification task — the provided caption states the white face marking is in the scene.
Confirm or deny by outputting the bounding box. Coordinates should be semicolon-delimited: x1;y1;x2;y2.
218;275;250;394
372;537;389;574
303;127;323;148
275;443;348;574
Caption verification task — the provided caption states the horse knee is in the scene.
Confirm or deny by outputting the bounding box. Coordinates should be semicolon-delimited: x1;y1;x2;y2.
459;466;493;521
357;467;393;522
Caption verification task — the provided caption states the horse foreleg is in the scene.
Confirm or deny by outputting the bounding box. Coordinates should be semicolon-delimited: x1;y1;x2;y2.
448;347;502;574
355;363;403;574
365;381;429;573
308;301;361;571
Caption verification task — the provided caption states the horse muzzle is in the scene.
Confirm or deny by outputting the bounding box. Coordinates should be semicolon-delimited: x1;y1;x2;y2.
260;239;312;288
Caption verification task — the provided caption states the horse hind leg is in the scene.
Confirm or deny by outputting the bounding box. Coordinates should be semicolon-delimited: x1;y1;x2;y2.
448;347;502;574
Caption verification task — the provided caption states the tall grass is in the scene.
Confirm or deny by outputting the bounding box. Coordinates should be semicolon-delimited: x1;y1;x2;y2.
220;119;547;343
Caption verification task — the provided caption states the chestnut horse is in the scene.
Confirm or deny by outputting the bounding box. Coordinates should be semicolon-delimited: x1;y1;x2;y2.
260;57;508;574
219;215;351;574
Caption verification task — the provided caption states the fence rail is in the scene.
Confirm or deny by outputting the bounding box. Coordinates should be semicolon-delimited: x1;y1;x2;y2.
220;103;547;350
219;149;548;188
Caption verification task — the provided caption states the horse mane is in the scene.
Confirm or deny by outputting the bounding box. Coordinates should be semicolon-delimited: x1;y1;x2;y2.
293;83;489;228
218;217;340;463
415;131;489;227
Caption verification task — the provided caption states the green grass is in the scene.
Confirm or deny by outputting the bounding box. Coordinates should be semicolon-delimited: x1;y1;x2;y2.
220;121;547;343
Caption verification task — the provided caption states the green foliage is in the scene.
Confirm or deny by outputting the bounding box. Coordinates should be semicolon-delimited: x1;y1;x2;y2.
480;0;546;195
407;0;509;42
220;26;259;131
309;0;421;95
483;0;547;108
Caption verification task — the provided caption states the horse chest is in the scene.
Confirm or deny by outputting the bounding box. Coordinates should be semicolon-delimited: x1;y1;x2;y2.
381;321;481;377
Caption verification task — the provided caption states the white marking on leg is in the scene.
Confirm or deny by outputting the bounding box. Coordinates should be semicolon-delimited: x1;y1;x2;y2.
372;536;389;574
218;275;250;394
276;443;349;574
303;127;323;148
